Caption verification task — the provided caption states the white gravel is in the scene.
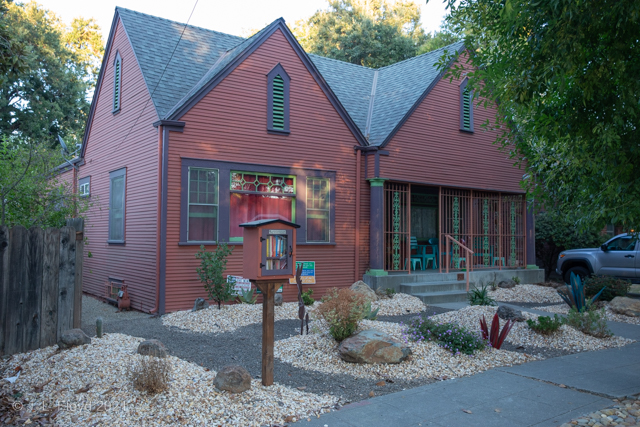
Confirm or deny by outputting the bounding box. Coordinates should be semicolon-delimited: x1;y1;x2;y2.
274;318;537;381
537;304;640;325
488;284;564;303
0;333;337;427
162;294;426;334
433;306;633;352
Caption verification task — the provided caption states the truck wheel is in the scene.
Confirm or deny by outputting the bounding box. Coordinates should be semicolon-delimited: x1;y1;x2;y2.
564;266;589;284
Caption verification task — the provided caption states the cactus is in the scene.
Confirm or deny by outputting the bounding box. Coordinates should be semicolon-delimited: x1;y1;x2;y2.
96;317;103;338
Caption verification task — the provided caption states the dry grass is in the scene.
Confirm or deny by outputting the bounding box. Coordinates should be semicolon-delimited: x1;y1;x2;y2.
128;355;172;394
315;288;367;341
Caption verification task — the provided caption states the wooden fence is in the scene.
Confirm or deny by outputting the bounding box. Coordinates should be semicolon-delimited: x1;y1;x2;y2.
0;219;84;356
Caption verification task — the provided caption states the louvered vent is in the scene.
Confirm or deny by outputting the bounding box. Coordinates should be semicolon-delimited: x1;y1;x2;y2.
462;87;471;130
272;75;284;129
114;57;121;111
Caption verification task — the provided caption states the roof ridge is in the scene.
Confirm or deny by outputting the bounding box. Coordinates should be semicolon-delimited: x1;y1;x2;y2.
116;6;245;41
308;53;375;70
377;41;465;71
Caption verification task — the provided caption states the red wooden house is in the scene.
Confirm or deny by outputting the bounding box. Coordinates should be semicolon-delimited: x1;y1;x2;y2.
57;8;542;313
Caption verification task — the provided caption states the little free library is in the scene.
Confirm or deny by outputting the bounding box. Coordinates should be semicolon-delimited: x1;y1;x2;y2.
56;7;536;314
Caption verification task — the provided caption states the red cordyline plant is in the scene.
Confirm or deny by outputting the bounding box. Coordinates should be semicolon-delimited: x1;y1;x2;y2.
480;313;513;350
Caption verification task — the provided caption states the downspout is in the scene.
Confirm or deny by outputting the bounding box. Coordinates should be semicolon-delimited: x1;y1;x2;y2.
354;148;361;282
151;125;163;315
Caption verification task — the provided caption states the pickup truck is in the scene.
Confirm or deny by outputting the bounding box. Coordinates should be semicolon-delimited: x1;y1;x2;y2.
556;233;639;284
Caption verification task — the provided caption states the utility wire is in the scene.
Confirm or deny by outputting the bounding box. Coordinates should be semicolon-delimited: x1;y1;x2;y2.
114;0;199;152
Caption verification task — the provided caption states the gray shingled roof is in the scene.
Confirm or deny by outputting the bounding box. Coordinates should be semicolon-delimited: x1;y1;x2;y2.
116;7;463;145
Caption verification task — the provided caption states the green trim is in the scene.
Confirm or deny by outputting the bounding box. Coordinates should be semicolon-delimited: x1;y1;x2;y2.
367;178;388;187
229;236;243;242
526;265;539;270
366;269;388;277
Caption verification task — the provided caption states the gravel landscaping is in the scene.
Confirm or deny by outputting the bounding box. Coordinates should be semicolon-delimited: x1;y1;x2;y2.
561;396;640;427
1;334;336;426
537;304;640;326
489;284;564;304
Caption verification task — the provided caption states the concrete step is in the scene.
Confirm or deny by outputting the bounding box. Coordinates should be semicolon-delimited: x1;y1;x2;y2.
413;290;469;305
400;281;470;294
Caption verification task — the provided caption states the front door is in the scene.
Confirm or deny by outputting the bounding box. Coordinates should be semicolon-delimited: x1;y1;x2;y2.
596;235;638;278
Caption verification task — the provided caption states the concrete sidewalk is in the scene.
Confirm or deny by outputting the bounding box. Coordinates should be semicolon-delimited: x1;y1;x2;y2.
298;311;640;426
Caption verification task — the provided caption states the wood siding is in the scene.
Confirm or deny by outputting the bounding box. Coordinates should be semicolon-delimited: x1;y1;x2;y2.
77;19;160;312
380;55;524;193
164;29;364;312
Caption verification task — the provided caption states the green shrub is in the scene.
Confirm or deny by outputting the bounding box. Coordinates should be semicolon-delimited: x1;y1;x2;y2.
316;288;367;341
526;315;563;335
565;307;612;338
512;276;521;285
468;284;496;306
301;289;315;306
363;301;379;320
385;288;396;297
196;243;235;310
584;276;630;301
403;315;486;355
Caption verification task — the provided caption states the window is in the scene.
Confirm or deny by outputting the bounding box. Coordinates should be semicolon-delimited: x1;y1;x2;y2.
79;176;90;197
267;64;290;134
229;172;295;240
108;168;126;243
459;78;473;132
187;168;219;242
113;52;122;113
306;178;330;242
605;235;637;251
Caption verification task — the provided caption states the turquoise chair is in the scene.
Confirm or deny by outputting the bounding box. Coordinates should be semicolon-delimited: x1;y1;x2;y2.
410;237;431;270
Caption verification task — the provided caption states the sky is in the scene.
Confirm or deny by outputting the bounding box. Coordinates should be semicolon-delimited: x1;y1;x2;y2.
35;0;450;43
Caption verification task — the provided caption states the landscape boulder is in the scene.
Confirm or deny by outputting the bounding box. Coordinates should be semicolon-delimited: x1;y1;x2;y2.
350;281;378;304
57;329;91;349
498;280;516;289
192;298;209;312
338;329;411;364
137;339;168;358
497;305;525;322
609;297;640;317
274;293;283;306
213;365;252;393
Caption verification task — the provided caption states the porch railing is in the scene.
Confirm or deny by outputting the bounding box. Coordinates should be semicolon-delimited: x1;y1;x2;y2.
444;234;474;292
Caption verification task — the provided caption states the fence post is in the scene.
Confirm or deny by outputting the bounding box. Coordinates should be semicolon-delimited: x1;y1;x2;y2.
5;226;29;355
57;226;75;339
0;226;8;355
41;228;60;348
67;218;84;328
25;227;44;351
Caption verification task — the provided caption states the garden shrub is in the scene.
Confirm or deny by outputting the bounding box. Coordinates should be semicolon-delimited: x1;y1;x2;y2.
468;284;496;306
301;289;315;306
584;275;630;301
316;288;367;341
404;315;486;355
129;355;172;394
196;243;235;309
526;315;563;335
564;307;612;338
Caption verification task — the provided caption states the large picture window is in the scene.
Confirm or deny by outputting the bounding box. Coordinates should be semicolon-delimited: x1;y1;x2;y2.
108;168;126;243
229;172;295;240
188;168;218;242
307;178;330;242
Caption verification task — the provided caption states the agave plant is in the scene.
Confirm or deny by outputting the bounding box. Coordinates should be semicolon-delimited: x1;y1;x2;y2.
479;313;513;350
558;272;606;312
363;301;380;321
237;288;257;304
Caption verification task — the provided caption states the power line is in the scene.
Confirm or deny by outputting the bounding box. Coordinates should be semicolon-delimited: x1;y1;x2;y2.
114;0;199;152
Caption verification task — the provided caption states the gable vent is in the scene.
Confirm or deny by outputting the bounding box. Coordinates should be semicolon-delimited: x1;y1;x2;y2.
462;87;471;130
113;55;122;112
272;75;285;129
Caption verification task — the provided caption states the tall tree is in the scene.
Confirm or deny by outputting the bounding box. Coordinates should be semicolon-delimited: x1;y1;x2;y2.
1;1;103;146
438;0;640;231
417;19;462;54
293;0;427;68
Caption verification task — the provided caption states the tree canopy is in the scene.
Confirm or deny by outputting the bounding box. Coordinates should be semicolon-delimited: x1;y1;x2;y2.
0;1;103;147
439;0;640;231
293;0;427;68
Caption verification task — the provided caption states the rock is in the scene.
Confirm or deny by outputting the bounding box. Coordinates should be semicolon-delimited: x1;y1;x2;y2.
213;365;252;393
192;298;209;312
498;280;516;289
338;329;411;364
137;339;168;358
57;329;91;349
497;305;525;322
274;293;283;306
609;297;640;317
350;281;378;303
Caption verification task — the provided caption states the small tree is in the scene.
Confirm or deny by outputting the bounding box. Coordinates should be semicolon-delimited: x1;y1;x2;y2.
195;243;235;309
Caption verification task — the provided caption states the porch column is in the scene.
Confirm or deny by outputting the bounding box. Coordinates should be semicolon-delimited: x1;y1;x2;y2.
368;178;388;276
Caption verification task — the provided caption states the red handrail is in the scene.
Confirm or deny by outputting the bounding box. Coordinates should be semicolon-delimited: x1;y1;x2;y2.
444;234;475;292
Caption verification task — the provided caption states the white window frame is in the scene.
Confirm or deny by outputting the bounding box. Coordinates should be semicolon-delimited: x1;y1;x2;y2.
187;167;219;242
79;176;90;197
